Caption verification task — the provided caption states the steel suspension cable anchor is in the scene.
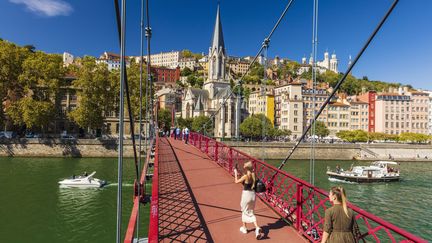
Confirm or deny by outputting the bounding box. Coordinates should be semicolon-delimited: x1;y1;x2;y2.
274;0;400;174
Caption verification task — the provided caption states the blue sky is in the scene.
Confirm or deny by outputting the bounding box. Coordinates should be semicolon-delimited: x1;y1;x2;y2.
1;0;431;90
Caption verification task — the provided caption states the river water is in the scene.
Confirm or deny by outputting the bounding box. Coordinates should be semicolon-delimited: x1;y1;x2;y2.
0;157;149;243
0;157;430;242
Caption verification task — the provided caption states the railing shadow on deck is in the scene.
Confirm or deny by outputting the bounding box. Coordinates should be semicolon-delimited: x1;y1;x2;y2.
153;138;213;242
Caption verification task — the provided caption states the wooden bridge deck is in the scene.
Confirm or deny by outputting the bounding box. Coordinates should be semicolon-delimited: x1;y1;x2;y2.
156;137;306;242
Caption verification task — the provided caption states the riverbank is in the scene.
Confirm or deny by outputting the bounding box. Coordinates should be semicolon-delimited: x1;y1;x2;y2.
0;138;147;157
1;139;432;161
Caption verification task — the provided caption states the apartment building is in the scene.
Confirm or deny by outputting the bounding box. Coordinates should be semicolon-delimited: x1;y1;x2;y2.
274;82;303;138
248;89;275;126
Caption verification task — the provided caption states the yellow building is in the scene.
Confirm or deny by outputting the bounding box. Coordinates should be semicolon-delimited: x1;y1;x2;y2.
248;89;275;126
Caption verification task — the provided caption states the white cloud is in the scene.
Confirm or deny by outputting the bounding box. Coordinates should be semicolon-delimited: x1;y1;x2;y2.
10;0;73;17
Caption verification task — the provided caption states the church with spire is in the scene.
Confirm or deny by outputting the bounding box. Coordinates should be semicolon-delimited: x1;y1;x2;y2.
181;4;246;138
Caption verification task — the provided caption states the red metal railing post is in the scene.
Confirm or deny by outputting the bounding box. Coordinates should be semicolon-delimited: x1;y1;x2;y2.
199;134;202;150
296;184;303;231
205;138;209;154
215;142;219;162
228;147;233;172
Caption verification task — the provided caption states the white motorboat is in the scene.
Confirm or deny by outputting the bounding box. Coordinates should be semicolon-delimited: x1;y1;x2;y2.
327;161;400;183
59;171;107;188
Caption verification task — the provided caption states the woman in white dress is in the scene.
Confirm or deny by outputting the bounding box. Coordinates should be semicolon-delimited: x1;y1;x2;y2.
234;161;262;239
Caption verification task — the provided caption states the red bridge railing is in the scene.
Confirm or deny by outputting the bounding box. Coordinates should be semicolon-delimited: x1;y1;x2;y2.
124;137;158;243
188;132;427;243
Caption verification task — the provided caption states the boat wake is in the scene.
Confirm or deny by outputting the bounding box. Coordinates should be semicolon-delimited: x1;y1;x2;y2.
328;177;358;184
104;183;134;187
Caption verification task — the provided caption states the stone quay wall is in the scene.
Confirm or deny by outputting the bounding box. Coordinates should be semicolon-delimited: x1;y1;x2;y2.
1;139;431;161
0;139;146;157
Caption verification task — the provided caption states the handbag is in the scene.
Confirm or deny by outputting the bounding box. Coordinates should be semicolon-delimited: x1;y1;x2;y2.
255;179;266;193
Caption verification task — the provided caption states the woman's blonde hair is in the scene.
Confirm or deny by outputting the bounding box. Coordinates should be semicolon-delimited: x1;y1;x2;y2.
244;161;256;190
330;186;349;218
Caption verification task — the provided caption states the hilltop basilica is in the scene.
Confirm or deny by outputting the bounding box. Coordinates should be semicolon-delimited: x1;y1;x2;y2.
181;5;247;138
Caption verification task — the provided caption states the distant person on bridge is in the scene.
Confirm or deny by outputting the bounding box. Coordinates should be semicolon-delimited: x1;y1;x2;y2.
321;186;360;243
175;127;180;140
184;127;189;144
234;161;262;239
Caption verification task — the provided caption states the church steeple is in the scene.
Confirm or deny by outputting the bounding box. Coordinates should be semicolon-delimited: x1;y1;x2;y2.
211;4;225;55
208;3;227;82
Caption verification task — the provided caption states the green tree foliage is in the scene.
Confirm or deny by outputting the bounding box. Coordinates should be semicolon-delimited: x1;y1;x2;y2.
157;108;172;131
243;63;263;84
125;62;149;118
19;51;64;96
269;128;292;139
240;114;273;140
181;49;203;60
398;132;430;143
4;49;64;130
192;115;212;134
336;130;368;142
0;40;30;128
278;61;300;79
68;56;116;131
368;132;398;141
313;121;330;138
177;117;193;129
8;97;54;129
181;67;193;76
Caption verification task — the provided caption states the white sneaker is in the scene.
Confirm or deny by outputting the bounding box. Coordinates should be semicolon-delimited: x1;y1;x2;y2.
240;226;247;234
255;227;262;239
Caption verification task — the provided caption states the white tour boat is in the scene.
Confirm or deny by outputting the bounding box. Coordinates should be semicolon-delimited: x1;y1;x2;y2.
326;161;400;183
59;171;107;188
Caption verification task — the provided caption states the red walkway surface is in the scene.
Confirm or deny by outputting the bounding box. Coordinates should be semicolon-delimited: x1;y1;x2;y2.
157;137;306;242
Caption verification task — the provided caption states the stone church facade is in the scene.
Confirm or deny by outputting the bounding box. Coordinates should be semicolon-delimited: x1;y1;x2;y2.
181;5;247;138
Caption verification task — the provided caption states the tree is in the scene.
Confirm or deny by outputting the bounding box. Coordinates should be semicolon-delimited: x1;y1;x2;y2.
68;56;116;131
181;49;193;58
240;114;273;140
279;61;300;79
181;67;193;76
192;115;212;134
399;132;430;143
313;121;330;138
5;50;64;131
158;108;172;131
0;40;30;129
177;117;193;129
336;130;368;143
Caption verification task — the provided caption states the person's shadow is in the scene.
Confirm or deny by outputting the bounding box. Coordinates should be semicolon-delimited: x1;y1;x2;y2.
259;218;290;240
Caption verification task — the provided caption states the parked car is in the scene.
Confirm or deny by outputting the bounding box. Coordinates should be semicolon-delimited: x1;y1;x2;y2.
60;134;76;140
25;132;41;138
0;131;17;139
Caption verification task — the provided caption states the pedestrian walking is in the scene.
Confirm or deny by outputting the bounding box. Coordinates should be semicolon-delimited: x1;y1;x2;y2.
175;127;180;140
321;186;360;243
184;127;189;144
233;161;262;239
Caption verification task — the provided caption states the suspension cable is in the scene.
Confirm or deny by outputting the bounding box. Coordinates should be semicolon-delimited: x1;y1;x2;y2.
276;0;400;171
115;1;126;242
135;0;146;240
309;0;319;185
199;0;296;134
145;0;154;139
261;43;269;161
114;0;140;179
